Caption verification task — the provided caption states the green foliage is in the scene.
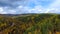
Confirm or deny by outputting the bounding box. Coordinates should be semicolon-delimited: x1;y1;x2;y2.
0;14;60;34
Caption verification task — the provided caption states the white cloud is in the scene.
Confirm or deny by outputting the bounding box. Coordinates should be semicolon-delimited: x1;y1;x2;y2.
46;0;60;13
0;7;3;11
0;0;60;14
7;10;16;14
0;7;17;14
49;0;60;8
0;7;7;14
20;0;60;14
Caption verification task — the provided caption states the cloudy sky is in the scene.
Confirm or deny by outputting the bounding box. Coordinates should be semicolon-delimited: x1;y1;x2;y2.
0;0;60;14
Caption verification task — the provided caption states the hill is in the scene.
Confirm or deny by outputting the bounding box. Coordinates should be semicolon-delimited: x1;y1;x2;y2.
0;14;60;34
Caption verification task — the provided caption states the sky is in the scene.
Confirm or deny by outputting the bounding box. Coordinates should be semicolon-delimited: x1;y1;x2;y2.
0;0;60;14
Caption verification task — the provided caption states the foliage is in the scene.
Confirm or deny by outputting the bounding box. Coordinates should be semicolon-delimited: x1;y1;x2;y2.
0;14;60;34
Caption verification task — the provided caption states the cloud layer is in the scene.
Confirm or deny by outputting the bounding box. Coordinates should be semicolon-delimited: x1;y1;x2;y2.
0;0;60;14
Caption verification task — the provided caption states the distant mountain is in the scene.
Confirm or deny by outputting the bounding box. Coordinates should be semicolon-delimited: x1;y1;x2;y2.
0;13;59;17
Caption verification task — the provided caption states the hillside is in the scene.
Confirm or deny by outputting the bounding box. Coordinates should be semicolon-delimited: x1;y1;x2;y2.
0;14;60;34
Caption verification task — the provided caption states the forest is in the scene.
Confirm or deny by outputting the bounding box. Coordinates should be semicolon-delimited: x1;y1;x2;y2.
0;14;60;34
